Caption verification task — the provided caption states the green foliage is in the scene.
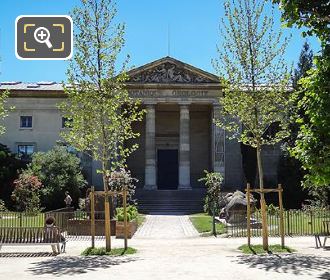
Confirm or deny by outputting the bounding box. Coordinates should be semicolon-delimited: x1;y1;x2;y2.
199;171;223;215
238;244;294;254
115;205;138;222
78;198;86;211
59;0;144;192
266;203;279;215
273;0;330;45
22;146;86;210
290;54;330;205
0;199;7;211
0;144;26;208
0;90;10;135
81;246;137;256
214;0;291;191
292;41;314;90
11;174;42;213
276;0;330;205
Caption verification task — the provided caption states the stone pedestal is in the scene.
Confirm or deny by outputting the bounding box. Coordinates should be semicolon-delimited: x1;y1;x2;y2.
178;104;191;189
144;104;157;190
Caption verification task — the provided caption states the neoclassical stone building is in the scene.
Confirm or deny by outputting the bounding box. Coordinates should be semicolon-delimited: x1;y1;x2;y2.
0;57;280;194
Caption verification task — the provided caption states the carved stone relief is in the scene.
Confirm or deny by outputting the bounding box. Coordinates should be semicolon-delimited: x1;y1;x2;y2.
129;62;215;84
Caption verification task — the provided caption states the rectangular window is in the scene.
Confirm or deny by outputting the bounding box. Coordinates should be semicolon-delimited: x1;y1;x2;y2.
62;117;72;128
20;116;33;128
17;145;34;160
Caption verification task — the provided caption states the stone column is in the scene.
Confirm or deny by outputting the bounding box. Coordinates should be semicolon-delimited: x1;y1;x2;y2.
144;104;157;190
178;104;191;189
211;104;225;177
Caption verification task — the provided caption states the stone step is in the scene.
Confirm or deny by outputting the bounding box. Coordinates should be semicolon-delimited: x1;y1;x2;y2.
134;189;206;214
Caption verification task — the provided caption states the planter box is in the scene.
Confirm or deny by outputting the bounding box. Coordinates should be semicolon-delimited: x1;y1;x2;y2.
116;220;138;239
67;219;116;236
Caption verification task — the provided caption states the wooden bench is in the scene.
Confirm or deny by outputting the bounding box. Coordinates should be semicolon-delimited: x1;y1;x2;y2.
0;226;66;254
315;221;330;249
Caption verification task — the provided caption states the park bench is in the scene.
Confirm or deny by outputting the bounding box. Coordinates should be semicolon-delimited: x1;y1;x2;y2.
315;221;330;249
0;226;66;254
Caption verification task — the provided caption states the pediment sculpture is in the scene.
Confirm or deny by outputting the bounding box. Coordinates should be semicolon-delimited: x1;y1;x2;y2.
129;62;215;84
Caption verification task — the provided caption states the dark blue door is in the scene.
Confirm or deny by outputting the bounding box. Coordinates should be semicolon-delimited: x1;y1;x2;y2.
157;149;178;189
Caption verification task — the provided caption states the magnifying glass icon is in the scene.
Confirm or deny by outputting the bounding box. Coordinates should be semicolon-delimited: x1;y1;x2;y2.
34;27;53;49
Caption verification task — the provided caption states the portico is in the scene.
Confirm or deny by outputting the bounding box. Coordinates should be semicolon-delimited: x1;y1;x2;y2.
125;57;228;190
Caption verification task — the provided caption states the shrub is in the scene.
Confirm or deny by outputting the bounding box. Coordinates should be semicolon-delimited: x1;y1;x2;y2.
109;168;138;207
115;205;138;222
267;203;279;215
11;174;42;212
0;199;7;211
23;146;87;210
199;170;224;215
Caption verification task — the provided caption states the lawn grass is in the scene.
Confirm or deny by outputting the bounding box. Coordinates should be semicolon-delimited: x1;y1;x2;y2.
0;212;44;227
249;211;330;236
81;246;137;256
137;214;146;227
238;244;295;254
189;213;225;235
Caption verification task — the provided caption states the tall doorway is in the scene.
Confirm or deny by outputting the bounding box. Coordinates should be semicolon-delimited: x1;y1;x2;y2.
157;149;178;189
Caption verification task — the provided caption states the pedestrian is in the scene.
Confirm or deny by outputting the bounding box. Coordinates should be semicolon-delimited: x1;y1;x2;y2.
64;191;72;207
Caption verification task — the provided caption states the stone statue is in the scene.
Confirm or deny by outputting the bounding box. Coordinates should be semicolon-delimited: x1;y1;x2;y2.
219;190;257;224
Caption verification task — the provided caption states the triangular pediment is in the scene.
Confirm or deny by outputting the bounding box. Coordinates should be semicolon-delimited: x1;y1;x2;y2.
127;57;219;84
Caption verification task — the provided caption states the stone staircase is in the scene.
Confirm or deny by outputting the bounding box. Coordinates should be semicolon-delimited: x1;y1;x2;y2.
134;189;206;214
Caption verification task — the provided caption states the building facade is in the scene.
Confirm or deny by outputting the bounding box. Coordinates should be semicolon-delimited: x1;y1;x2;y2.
0;57;280;191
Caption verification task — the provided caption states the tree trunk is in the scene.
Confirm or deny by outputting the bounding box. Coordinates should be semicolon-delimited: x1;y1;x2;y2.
103;173;111;252
256;143;269;251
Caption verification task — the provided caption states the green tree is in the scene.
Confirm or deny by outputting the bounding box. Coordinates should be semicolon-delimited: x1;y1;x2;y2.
278;42;313;209
275;0;330;205
0;55;11;135
292;41;313;89
12;174;42;213
22;146;86;210
0;144;26;208
59;0;144;251
0;90;9;135
214;0;291;250
273;0;330;43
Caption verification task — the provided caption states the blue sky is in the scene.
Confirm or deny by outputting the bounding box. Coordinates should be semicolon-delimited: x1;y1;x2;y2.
0;0;320;82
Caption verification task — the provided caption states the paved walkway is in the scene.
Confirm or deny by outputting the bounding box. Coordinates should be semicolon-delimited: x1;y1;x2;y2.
134;215;199;239
1;215;329;280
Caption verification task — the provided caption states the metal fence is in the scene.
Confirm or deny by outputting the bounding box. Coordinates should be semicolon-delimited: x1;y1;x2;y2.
1;209;329;238
0;210;114;238
226;209;330;237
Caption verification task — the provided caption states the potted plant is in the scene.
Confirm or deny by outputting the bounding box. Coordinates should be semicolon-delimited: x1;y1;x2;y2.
115;205;138;238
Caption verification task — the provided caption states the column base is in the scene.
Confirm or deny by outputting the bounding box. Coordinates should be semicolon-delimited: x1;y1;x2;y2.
144;185;157;190
178;185;192;190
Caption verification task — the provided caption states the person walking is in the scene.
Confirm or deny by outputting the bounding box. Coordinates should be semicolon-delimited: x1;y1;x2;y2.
64;191;72;208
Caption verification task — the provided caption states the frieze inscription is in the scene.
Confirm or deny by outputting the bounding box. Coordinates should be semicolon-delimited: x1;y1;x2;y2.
130;90;212;98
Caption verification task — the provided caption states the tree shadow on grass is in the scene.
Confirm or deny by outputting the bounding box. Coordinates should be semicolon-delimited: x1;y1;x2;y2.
233;254;330;280
28;255;138;276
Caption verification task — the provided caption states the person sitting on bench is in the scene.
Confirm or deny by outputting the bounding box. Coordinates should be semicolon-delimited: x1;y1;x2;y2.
45;216;66;253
